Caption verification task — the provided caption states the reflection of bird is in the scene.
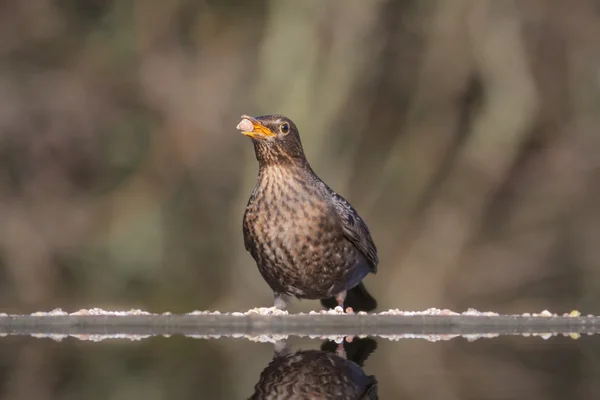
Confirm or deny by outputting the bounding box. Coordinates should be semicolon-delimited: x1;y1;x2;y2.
249;338;378;400
238;115;378;312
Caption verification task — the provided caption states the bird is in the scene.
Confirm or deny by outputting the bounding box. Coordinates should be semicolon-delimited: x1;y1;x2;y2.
249;338;378;399
238;114;378;312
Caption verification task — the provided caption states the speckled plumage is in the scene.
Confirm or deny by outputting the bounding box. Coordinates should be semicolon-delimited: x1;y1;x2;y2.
249;339;378;400
239;114;378;312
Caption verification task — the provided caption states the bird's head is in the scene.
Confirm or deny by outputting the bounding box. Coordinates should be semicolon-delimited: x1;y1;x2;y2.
237;114;306;166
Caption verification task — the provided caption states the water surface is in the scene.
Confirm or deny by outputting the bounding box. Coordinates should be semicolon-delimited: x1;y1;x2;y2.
0;330;597;399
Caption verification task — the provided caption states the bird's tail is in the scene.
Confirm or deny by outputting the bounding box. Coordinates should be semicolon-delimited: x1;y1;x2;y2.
320;282;377;312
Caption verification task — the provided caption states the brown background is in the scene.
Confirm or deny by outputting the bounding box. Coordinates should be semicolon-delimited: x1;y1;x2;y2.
0;0;599;398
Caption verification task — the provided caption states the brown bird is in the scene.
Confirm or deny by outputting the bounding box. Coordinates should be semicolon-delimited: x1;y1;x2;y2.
249;338;378;399
238;114;378;312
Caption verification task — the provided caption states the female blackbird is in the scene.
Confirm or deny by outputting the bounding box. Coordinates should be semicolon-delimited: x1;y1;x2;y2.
238;114;378;312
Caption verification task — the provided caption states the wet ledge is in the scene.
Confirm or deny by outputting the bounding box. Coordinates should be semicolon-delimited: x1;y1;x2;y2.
0;308;598;339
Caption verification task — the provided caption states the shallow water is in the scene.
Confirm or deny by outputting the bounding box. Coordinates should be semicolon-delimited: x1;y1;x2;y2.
0;326;598;399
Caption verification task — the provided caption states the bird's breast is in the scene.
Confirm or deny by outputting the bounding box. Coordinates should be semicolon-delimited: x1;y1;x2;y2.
243;166;365;297
245;166;342;256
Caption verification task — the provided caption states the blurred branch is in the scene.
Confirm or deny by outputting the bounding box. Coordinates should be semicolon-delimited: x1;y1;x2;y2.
386;0;539;309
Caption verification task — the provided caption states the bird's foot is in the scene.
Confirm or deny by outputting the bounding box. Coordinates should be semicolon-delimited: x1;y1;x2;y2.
328;306;354;314
247;306;288;315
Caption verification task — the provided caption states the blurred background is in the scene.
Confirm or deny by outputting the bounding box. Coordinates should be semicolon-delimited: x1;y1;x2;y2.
1;0;600;398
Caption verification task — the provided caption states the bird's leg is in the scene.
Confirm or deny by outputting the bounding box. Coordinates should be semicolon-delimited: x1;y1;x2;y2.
335;291;355;314
336;291;348;311
335;336;355;359
274;294;287;310
274;339;291;356
336;342;347;359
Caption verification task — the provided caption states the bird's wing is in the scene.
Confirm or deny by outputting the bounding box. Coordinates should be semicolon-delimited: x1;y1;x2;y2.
330;192;379;273
242;218;252;252
242;207;257;253
242;189;259;253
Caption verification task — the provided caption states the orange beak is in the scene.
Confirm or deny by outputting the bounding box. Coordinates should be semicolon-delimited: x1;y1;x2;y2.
237;115;276;139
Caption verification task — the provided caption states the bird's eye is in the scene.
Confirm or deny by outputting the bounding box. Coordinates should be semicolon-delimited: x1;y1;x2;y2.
280;123;290;134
